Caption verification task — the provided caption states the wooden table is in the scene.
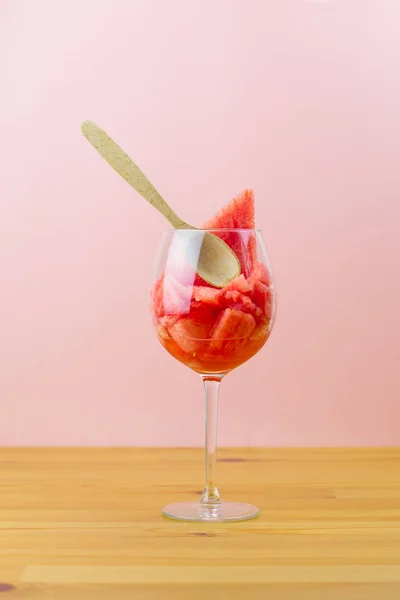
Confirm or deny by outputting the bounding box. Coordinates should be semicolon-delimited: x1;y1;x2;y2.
1;448;400;598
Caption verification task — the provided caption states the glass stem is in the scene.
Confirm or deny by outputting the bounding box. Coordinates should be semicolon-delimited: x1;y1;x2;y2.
200;375;223;505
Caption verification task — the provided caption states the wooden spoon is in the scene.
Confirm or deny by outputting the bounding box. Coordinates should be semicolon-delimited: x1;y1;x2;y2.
81;120;240;288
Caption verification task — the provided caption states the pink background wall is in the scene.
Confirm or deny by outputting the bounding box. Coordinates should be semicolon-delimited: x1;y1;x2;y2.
1;0;399;446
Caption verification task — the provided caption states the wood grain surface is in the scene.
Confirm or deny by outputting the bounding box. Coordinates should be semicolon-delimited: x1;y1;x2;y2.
1;447;400;598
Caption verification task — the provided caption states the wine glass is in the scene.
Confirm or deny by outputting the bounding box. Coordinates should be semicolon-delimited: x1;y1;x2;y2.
151;228;276;522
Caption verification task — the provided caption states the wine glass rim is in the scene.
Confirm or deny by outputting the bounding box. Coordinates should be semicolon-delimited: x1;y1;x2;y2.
164;228;262;233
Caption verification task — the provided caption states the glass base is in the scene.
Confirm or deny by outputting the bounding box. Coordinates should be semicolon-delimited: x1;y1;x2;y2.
162;501;260;522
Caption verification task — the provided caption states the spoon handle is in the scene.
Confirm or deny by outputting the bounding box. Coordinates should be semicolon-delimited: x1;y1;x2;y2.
81;120;187;229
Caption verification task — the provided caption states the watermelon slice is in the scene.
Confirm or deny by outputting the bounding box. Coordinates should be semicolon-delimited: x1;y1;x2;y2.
203;189;255;230
201;189;255;278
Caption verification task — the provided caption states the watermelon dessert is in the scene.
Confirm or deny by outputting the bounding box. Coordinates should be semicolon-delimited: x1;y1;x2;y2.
151;190;275;374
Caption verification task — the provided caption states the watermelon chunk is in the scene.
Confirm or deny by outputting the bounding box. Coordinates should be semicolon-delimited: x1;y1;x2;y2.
192;286;222;306
210;308;255;347
223;274;251;294
250;280;273;320
210;309;256;355
188;302;221;332
220;290;262;319
167;316;214;354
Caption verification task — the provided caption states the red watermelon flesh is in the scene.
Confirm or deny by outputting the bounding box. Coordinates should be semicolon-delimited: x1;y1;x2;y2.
202;189;255;276
211;308;255;340
223;274;251;294
192;286;222;306
210;309;256;352
167;317;214;353
162;303;218;354
220;290;262;319
188;302;221;332
203;189;255;230
251;280;273;320
247;235;258;270
249;261;271;287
